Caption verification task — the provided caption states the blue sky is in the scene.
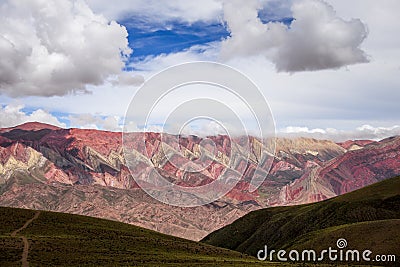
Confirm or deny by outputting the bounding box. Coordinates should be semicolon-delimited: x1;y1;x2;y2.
120;12;293;65
0;0;400;141
123;20;229;61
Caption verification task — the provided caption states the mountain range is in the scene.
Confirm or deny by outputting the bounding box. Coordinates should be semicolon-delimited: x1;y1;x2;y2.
0;122;399;240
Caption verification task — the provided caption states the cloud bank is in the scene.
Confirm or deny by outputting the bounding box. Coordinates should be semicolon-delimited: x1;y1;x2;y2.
0;0;132;97
221;0;369;72
0;104;398;142
0;104;66;128
280;125;400;141
68;113;121;131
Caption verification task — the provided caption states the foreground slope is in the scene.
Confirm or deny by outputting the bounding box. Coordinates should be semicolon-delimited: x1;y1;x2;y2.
202;176;400;259
0;207;275;267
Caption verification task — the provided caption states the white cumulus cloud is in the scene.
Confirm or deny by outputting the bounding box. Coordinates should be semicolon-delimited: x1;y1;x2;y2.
68;113;122;131
86;0;223;23
0;0;132;97
110;72;145;87
0;104;66;128
221;0;369;72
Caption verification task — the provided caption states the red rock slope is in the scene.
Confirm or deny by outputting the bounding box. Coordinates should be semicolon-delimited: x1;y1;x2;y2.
278;136;400;205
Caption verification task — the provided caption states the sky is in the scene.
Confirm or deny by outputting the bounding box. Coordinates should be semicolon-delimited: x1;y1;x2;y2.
0;0;399;141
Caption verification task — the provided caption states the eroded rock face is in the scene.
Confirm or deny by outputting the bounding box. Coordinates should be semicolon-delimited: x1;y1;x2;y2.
337;139;377;151
278;136;400;205
0;122;399;240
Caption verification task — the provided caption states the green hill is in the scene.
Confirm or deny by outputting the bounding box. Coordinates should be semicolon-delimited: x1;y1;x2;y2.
0;206;278;266
202;176;400;263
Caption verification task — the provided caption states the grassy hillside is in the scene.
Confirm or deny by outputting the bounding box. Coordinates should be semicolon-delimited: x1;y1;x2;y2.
286;219;400;253
202;176;400;261
0;207;279;266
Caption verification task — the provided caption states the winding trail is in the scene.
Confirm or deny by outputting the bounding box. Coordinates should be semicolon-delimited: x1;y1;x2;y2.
10;211;41;267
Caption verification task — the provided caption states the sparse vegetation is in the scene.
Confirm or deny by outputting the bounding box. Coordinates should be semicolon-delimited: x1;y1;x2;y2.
202;176;400;263
0;206;276;266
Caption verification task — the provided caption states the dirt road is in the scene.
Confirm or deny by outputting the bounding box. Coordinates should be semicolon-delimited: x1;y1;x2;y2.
10;211;40;267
